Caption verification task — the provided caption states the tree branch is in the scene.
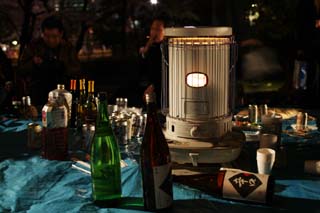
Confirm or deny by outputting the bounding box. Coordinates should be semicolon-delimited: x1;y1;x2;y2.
18;0;25;9
75;0;90;53
41;0;52;13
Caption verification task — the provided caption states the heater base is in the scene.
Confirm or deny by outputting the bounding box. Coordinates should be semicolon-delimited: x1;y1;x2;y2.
164;131;244;165
166;115;233;139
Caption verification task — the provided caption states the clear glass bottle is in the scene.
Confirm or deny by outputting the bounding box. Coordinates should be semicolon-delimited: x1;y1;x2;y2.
48;84;72;124
42;92;69;160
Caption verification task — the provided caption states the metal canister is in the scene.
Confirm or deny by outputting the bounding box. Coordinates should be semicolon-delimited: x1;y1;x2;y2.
22;96;26;106
131;114;139;137
86;124;95;153
123;98;128;109
120;120;128;145
259;104;268;117
248;104;258;124
81;124;89;150
27;123;42;150
296;112;308;131
140;114;147;136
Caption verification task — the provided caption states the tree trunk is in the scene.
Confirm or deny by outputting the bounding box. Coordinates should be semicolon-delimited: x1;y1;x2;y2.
18;0;34;62
121;0;127;55
75;0;89;53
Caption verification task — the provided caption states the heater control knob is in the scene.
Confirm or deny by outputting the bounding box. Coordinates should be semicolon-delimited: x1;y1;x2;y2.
190;126;200;137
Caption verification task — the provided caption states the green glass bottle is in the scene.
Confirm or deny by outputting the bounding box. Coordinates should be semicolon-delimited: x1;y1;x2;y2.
90;92;122;206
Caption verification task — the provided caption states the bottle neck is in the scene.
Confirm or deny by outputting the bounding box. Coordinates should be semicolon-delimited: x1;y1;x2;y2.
79;79;86;94
97;100;110;125
146;101;157;113
70;79;77;94
87;81;95;97
88;81;95;95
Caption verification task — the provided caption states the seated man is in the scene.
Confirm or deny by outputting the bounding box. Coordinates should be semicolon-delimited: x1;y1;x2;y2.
18;16;80;106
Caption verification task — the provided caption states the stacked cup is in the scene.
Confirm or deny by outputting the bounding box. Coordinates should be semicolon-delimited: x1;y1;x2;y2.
257;148;276;174
259;134;278;149
257;133;278;174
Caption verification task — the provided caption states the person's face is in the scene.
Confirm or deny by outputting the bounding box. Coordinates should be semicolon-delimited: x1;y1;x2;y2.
42;28;63;48
150;20;164;43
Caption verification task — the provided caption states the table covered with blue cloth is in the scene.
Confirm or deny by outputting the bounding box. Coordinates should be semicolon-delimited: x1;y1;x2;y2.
1;115;320;212
1;156;320;213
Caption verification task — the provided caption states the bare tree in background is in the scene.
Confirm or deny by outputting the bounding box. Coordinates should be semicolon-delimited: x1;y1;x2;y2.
18;0;52;61
0;0;200;59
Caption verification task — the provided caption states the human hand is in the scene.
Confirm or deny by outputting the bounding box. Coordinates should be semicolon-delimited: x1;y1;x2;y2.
140;36;155;57
139;46;147;55
33;56;43;65
149;34;156;42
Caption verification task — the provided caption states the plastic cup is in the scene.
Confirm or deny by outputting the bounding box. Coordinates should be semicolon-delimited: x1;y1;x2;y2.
257;148;276;174
259;133;278;149
304;160;320;175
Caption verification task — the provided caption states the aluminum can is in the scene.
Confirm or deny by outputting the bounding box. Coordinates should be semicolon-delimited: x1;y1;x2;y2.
249;105;258;123
27;123;42;150
296;112;308;131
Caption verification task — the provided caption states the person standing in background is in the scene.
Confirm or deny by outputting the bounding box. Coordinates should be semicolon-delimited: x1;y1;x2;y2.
139;18;165;107
18;15;80;106
296;0;320;107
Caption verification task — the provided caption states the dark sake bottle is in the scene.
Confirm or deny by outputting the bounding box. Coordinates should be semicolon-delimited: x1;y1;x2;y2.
140;93;173;211
90;92;122;207
78;78;87;126
84;80;97;126
173;169;274;204
70;79;78;128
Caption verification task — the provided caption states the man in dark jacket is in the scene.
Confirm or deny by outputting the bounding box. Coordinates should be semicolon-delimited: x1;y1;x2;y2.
18;16;80;106
139;18;165;107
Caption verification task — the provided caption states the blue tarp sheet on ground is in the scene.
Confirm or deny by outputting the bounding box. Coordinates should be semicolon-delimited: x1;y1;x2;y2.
0;156;320;213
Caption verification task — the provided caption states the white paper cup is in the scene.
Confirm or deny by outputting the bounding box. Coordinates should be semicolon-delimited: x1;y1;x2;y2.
304;160;320;175
259;133;278;149
257;148;276;174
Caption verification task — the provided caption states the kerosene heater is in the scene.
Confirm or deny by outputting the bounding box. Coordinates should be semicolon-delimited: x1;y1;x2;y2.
162;27;243;166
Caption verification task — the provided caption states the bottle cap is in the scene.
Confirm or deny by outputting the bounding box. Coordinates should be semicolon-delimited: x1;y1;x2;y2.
57;84;65;90
98;92;107;101
145;93;156;104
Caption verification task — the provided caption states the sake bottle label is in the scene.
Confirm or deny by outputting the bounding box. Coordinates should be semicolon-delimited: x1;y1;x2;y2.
153;163;173;209
222;170;269;203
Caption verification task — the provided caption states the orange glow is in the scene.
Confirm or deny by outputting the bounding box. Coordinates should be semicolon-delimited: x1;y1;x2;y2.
186;72;208;88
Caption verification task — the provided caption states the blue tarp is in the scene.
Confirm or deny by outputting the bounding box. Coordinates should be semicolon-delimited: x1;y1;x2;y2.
0;156;320;213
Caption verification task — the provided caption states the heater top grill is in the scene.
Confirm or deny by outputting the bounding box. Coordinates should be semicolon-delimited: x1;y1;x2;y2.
164;27;233;37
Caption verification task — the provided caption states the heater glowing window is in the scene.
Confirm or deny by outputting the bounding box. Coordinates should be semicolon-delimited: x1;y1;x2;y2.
186;72;208;88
